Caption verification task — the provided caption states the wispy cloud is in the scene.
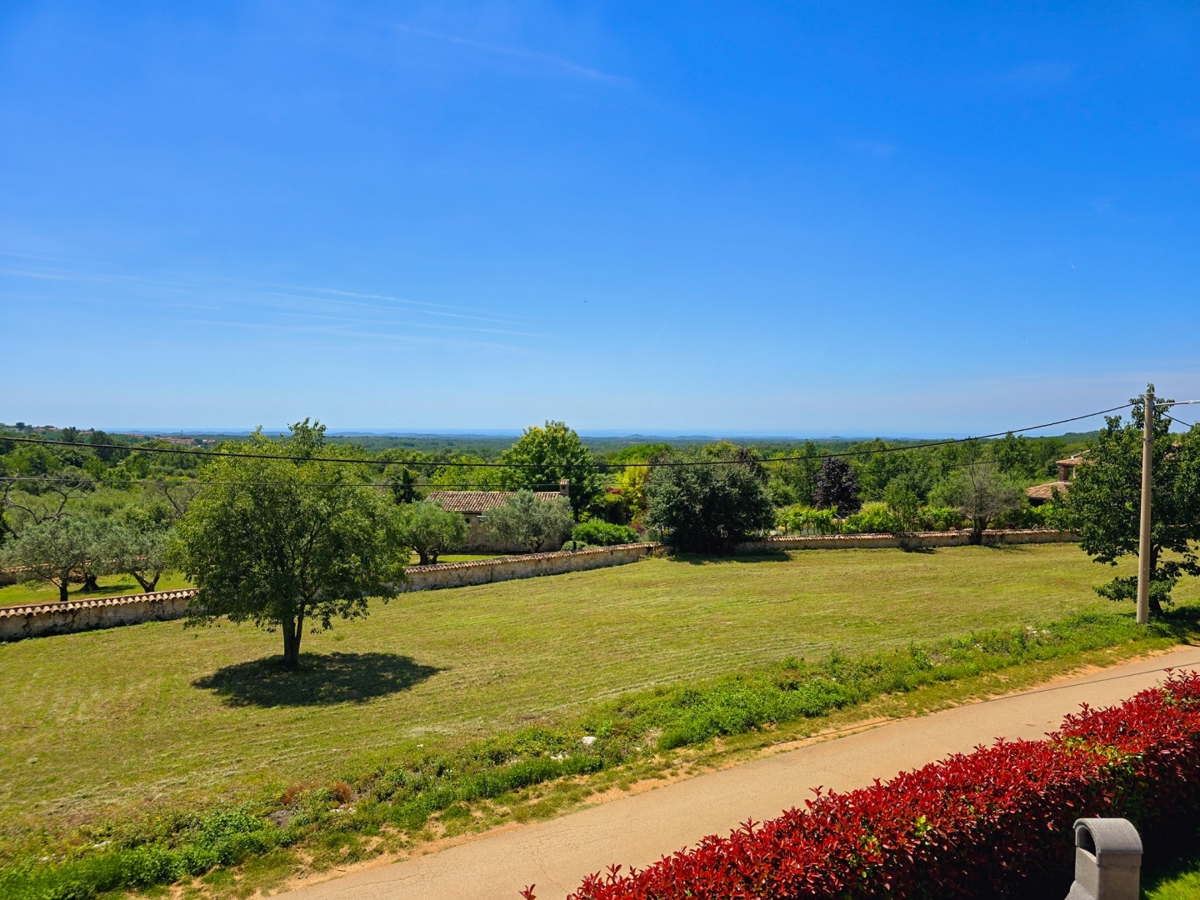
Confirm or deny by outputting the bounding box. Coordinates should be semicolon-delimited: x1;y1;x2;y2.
0;254;549;350
1001;61;1075;86
390;22;629;86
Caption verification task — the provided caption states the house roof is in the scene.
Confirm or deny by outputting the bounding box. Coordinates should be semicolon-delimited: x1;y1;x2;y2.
426;490;562;513
1056;454;1086;467
1027;482;1070;501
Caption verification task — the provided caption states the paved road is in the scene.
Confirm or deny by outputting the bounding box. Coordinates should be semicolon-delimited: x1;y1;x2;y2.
278;646;1200;900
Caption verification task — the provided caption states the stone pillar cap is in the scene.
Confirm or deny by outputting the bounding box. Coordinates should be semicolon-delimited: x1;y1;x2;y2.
1074;818;1143;860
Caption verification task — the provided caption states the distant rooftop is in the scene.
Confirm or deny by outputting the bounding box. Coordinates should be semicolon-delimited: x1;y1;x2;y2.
426;490;563;513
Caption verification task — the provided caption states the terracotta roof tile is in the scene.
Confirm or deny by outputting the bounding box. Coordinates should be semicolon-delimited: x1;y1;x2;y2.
425;490;562;512
1027;482;1070;500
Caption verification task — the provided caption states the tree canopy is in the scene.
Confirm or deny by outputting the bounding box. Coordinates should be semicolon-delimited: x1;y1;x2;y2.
0;516;106;602
172;420;407;667
644;449;775;553
484;490;574;553
813;456;862;516
395;500;468;565
500;421;601;516
931;462;1024;544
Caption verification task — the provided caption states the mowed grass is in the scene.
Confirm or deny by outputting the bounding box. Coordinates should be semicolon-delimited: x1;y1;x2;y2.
0;543;1179;846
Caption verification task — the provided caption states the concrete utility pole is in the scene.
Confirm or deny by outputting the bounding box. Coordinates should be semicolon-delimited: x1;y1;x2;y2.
1136;391;1154;626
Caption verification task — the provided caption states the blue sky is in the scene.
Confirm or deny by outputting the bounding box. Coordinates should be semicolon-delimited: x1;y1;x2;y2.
1;2;1197;436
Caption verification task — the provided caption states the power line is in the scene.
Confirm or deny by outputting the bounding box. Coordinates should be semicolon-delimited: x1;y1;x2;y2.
0;402;1137;469
0;475;570;490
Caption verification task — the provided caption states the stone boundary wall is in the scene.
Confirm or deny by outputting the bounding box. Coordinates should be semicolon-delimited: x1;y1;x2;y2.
737;528;1077;552
398;543;658;592
0;566;28;586
0;544;659;641
0;589;194;641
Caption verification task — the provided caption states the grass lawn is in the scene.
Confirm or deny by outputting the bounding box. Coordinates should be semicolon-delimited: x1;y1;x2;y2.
0;544;1192;856
0;572;194;607
1145;859;1200;900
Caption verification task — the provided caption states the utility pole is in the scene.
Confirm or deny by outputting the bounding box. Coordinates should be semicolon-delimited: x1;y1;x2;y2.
1136;390;1154;625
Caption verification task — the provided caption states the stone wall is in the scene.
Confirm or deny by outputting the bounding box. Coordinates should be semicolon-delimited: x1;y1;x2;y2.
399;542;657;592
0;566;26;586
0;589;194;641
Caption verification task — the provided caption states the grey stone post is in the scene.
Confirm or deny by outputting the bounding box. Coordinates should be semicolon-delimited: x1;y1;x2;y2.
1066;818;1142;900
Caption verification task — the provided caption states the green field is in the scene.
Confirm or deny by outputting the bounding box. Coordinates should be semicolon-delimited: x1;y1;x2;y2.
0;542;1179;851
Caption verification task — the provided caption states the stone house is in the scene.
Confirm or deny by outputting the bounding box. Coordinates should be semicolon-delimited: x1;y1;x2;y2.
1026;454;1085;506
425;480;570;553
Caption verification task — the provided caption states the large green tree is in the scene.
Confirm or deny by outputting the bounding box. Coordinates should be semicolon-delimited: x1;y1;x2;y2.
172;421;407;667
644;449;775;553
1064;389;1200;617
500;421;601;516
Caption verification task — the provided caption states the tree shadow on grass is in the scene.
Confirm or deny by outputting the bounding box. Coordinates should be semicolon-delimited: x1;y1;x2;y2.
194;652;443;708
669;550;793;565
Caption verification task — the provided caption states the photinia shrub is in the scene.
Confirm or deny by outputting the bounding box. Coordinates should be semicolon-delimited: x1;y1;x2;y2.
567;672;1200;900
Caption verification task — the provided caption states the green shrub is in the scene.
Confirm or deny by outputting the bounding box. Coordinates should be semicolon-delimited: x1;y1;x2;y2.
918;506;966;531
571;521;639;546
842;503;903;535
0;806;284;900
989;503;1055;530
777;507;840;535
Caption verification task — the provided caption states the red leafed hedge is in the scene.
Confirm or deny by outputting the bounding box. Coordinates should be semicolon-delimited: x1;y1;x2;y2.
567;671;1200;900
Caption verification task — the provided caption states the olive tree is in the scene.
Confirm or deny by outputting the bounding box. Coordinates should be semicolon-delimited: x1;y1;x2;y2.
484;490;574;553
172;421;408;668
1064;388;1200;617
0;515;108;601
109;505;174;593
396;500;468;565
931;462;1024;544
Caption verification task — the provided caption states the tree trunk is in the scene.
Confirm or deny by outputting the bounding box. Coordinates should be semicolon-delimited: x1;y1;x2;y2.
282;617;301;668
133;571;160;592
82;573;100;592
417;548;430;566
57;579;69;602
970;517;986;545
